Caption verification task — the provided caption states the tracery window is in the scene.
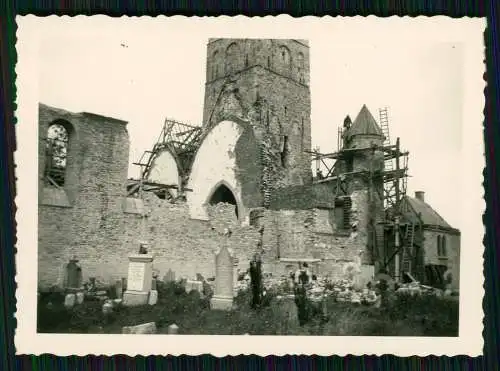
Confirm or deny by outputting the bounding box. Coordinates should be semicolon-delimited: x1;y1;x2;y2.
45;122;70;187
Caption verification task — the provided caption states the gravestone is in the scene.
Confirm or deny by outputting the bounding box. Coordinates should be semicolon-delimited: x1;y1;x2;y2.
115;279;123;299
210;245;235;311
102;301;113;315
76;292;84;305
167;324;179;334
185;280;203;294
163;269;175;283
122;322;157;334
233;257;239;292
148;290;158;305
354;265;375;291
123;254;154;306
64;293;76;309
64;258;83;291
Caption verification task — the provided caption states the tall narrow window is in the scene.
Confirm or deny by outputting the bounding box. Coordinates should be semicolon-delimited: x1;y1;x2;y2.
297;52;305;83
45;122;69;187
245;54;249;67
438;235;448;258
267;56;271;68
280;135;289;167
300;118;305;151
278;45;292;75
225;43;240;75
334;197;351;231
212;50;219;80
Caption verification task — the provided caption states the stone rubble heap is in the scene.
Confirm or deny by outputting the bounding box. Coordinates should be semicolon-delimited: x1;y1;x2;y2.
234;272;381;305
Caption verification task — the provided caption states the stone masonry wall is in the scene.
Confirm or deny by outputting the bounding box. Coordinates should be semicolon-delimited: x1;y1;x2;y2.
202;39;312;190
38;104;130;287
39;193;262;288
423;229;461;290
260;190;371;278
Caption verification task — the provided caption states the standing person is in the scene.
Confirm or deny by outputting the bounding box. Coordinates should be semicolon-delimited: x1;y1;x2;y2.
249;253;262;309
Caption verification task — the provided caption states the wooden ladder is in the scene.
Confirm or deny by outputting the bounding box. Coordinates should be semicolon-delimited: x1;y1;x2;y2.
402;223;415;273
379;107;393;171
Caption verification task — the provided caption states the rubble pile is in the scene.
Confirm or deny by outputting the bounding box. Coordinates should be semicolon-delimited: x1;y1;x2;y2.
235;271;381;305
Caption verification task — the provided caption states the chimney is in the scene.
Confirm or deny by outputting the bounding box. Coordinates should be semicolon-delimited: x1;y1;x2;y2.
415;191;425;202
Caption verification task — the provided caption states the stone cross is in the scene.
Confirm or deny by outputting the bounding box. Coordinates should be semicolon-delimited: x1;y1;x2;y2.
210;245;235;310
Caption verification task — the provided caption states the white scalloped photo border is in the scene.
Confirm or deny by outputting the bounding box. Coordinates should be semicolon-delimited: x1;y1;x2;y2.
14;14;486;357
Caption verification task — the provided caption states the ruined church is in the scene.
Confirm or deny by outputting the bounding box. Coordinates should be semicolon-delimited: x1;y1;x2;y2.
38;38;460;291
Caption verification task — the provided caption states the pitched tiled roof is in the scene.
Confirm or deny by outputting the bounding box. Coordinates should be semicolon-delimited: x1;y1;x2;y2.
346;104;384;138
402;196;453;229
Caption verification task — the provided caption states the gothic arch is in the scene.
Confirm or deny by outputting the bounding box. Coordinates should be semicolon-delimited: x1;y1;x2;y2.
212;50;220;80
278;45;292;74
186;119;248;222
225;42;241;75
206;180;242;219
44;119;75;188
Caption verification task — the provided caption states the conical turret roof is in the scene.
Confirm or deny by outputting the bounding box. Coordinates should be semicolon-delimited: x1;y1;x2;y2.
346;104;384;138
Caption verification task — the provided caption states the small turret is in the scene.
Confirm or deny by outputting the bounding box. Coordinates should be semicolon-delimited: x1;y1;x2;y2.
344;104;384;149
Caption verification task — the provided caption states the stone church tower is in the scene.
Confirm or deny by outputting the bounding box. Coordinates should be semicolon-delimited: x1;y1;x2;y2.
187;39;313;223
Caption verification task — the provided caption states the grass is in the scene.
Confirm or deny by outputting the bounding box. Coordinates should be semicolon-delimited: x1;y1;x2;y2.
37;281;459;336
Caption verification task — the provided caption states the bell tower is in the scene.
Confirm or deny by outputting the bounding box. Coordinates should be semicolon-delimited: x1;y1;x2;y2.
202;38;312;187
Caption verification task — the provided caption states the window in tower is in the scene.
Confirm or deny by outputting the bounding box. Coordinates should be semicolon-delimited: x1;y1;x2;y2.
212;50;219;79
279;45;291;73
280;135;289;168
297;52;305;83
225;42;240;75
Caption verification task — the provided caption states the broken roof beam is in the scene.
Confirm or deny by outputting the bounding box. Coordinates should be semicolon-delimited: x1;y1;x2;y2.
176;127;201;137
126;179;180;189
382;169;408;182
313;170;367;183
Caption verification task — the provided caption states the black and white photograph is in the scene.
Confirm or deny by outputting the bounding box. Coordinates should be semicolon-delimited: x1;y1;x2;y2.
15;16;485;356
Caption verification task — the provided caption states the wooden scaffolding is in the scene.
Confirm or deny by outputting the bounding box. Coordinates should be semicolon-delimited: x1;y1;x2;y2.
127;118;202;200
309;107;418;281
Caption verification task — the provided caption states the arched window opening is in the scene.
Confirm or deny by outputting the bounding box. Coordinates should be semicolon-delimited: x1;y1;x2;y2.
209;184;239;218
225;43;240;75
297;52;305;82
300;118;305;151
267;56;271;68
279;45;292;72
45;122;70;187
212;50;219;79
280;135;289;168
437;235;448;258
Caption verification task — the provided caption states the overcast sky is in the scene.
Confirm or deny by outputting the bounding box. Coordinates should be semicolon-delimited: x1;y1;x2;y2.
34;16;485;230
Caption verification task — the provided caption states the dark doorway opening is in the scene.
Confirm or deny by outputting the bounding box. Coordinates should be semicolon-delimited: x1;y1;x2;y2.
209;184;239;218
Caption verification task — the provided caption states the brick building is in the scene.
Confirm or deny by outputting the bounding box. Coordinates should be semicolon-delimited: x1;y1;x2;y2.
37;38;460;291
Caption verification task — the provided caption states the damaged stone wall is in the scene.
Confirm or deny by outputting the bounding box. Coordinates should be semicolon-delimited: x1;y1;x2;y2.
40;193;262;288
202;39;312;190
38;104;130;288
260;189;372;278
